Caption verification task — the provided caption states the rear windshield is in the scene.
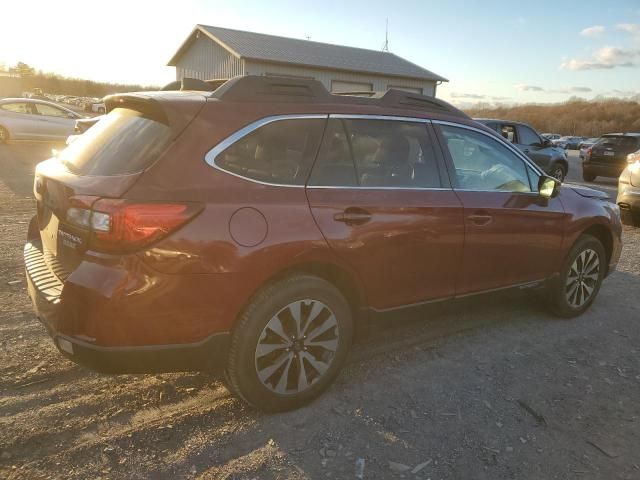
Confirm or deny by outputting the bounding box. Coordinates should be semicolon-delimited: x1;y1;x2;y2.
596;136;638;149
58;108;171;176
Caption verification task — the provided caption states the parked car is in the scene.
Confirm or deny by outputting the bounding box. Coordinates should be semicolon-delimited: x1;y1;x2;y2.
542;133;561;141
582;133;640;181
617;152;640;226
554;136;585;150
579;137;600;160
0;98;84;143
25;76;622;411
475;119;569;181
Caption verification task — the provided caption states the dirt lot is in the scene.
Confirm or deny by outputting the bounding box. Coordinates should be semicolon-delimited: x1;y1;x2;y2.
0;144;639;479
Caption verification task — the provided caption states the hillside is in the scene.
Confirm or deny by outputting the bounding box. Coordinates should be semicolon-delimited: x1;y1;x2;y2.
465;99;640;137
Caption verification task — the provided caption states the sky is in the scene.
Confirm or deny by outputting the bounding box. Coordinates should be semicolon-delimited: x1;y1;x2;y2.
2;0;640;106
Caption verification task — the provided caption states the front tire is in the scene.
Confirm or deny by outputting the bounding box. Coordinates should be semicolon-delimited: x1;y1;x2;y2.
547;235;606;318
226;274;353;412
550;163;566;182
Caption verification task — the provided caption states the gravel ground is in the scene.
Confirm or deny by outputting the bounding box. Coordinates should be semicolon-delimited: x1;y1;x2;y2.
0;145;638;479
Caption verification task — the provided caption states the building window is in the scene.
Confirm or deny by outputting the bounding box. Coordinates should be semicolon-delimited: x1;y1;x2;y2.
331;80;373;94
387;85;423;94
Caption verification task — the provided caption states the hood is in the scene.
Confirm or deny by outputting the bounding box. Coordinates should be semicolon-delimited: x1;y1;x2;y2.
564;183;610;200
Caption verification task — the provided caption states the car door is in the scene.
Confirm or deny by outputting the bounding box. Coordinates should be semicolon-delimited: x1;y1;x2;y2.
434;122;567;295
32;103;77;140
0;102;39;139
516;124;551;169
306;116;465;311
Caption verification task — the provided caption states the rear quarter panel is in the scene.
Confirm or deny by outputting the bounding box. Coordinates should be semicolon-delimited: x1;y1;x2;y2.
122;101;366;333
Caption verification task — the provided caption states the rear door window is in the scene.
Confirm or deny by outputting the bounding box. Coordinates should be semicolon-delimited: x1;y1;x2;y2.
58;108;172;176
309;118;441;188
500;125;517;143
215;118;325;186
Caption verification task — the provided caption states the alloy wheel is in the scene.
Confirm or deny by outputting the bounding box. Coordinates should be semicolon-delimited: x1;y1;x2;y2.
552;166;565;182
255;299;339;395
565;248;600;308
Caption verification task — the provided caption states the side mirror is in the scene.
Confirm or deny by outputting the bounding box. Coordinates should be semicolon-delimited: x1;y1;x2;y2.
538;175;560;198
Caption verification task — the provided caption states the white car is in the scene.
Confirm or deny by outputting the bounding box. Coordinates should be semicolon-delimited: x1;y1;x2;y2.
0;98;83;143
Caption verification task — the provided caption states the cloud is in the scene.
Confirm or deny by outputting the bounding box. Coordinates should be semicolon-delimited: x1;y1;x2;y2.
616;23;640;34
609;89;640;97
450;92;487;99
548;86;593;93
560;46;640;70
515;84;544;92
514;85;592;94
580;25;605;37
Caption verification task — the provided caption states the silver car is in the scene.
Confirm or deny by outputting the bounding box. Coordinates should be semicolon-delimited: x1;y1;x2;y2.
0;98;84;143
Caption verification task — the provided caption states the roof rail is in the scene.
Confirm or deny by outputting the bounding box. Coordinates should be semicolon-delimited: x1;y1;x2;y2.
212;75;332;103
332;91;381;98
209;75;468;118
161;77;218;92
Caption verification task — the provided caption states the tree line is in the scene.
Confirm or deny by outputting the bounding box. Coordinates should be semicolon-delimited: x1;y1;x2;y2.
465;98;640;137
0;62;159;98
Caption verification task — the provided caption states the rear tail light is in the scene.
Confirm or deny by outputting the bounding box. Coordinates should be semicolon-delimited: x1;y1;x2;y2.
66;198;202;253
586;147;592;160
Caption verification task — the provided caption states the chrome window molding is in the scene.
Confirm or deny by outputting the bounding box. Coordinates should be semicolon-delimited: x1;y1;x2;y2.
307;185;452;191
204;114;328;188
329;114;431;123
432;119;547;177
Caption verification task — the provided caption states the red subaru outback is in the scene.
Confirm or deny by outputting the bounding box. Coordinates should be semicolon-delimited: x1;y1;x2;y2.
25;76;622;411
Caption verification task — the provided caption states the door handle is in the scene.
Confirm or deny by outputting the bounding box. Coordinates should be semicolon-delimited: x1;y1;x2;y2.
468;211;492;226
523;148;530;153
334;208;371;226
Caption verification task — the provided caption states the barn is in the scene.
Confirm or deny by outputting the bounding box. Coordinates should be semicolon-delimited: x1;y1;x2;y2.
168;25;447;96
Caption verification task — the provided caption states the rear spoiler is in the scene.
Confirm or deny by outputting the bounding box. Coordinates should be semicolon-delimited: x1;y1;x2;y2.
103;92;206;139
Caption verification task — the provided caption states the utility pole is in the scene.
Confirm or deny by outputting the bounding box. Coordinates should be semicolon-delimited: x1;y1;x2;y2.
382;18;389;52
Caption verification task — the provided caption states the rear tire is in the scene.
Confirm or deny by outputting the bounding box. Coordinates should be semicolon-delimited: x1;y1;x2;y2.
0;126;9;144
547;235;606;318
582;171;596;182
226;274;353;412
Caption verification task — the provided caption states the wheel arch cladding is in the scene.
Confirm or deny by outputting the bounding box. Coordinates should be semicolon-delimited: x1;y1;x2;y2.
234;261;369;340
581;224;613;267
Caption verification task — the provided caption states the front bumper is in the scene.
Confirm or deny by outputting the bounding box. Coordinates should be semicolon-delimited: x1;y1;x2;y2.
24;240;230;374
617;185;640;226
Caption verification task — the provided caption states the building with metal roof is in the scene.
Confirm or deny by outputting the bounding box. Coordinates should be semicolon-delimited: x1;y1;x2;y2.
168;25;447;97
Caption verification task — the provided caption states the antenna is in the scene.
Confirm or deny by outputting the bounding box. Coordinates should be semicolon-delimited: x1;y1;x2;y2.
305;34;311;40
382;18;389;52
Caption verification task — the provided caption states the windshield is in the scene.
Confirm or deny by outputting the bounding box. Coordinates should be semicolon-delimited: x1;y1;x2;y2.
57;108;171;176
597;136;638;148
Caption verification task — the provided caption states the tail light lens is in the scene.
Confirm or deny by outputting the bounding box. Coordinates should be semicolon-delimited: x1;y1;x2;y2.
66;198;202;253
586;147;592;160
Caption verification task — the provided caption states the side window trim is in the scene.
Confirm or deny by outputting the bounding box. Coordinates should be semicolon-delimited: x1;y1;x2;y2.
432;120;544;193
204;114;328;188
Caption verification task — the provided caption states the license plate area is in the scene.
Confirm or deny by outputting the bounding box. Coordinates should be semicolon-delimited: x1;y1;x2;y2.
604;151;615;156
